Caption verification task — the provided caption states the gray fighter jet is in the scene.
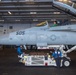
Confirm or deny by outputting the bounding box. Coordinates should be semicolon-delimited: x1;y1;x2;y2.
0;21;76;50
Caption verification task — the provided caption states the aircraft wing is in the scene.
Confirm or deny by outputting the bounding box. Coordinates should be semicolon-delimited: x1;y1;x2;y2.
49;25;76;32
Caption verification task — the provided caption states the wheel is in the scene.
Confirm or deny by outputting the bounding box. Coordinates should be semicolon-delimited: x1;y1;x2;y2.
26;45;37;50
63;58;70;67
64;60;70;67
26;45;31;50
31;45;37;50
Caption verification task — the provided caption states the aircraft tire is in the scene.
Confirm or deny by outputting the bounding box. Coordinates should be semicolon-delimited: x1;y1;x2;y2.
26;45;37;50
26;45;31;50
62;58;70;67
31;45;37;50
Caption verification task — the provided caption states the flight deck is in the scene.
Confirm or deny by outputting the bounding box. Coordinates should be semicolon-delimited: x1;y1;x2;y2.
0;48;76;75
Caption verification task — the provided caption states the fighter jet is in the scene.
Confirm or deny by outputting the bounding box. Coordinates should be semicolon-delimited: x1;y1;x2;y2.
0;21;76;50
53;0;76;16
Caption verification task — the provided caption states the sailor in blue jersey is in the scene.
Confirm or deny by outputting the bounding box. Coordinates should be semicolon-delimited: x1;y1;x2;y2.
17;46;23;55
52;48;62;68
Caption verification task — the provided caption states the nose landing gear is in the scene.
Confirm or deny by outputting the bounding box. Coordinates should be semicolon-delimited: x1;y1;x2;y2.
26;45;37;50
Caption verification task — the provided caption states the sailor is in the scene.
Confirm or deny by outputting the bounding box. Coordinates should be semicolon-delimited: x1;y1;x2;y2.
53;21;58;27
17;46;23;56
52;48;62;68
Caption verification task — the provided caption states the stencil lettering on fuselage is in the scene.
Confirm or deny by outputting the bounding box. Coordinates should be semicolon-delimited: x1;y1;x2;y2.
16;31;25;35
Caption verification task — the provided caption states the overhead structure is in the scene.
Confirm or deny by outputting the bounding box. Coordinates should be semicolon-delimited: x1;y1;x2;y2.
0;0;76;24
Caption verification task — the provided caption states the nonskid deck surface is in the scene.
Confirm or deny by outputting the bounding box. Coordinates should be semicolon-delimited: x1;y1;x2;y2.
0;48;76;75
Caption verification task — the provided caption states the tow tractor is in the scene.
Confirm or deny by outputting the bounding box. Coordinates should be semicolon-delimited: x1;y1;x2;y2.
18;45;76;67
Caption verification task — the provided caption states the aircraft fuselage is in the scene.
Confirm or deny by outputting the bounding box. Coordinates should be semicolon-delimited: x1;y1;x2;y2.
0;30;76;46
